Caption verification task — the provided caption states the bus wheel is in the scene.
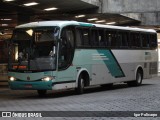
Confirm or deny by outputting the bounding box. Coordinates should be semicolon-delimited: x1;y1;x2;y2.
127;70;143;87
37;90;47;97
76;75;84;94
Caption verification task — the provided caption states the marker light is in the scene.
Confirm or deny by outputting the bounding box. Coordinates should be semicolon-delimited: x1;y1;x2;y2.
4;0;15;2
24;2;39;6
95;20;106;23
9;76;16;81
41;76;54;81
87;18;98;21
106;22;116;25
44;7;58;11
75;15;85;18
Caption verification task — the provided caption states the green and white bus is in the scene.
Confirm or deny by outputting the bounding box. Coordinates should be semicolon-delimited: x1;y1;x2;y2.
8;21;158;96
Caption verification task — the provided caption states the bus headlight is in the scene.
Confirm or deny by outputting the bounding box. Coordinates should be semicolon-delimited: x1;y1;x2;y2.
9;76;17;81
41;76;54;82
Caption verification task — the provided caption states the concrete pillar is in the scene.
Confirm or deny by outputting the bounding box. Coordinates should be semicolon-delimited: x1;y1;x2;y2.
122;13;160;25
102;0;160;13
101;0;160;25
81;0;100;6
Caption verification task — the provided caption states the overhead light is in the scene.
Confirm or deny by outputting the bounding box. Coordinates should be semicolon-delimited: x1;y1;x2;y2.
75;15;86;18
95;20;106;23
1;24;8;26
1;19;12;21
106;22;116;25
24;2;39;6
44;7;58;11
3;0;15;2
87;18;98;21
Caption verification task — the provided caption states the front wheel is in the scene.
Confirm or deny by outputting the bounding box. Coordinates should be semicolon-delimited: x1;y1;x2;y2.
37;90;47;97
75;75;84;94
127;70;143;87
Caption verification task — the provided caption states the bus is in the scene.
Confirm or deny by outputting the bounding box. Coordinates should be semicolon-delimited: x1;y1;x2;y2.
8;21;158;96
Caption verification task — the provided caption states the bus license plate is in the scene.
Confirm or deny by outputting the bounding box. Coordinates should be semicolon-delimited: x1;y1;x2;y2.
24;84;32;88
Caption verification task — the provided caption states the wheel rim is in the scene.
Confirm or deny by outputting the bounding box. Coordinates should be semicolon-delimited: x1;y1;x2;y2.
137;73;142;83
81;78;84;89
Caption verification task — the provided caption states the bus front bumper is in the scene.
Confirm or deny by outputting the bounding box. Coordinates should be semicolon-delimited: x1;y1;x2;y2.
9;81;52;90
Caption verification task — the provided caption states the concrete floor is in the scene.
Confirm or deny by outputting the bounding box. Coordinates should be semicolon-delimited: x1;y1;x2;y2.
0;76;160;120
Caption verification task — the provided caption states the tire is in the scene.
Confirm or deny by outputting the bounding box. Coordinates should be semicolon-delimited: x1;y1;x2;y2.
37;90;47;97
75;74;85;94
127;70;143;87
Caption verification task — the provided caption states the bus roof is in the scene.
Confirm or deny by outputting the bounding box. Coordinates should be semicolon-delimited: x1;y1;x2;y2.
16;20;156;33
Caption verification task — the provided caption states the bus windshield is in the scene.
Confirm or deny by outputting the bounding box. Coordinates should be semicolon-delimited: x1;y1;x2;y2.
9;27;59;71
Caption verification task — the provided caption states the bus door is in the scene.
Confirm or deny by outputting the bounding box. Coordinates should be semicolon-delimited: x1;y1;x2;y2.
57;27;76;82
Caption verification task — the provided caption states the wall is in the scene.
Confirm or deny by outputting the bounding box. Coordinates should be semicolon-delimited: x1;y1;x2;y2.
102;0;160;25
102;0;160;13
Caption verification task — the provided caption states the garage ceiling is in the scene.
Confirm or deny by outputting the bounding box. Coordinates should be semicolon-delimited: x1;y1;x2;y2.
0;0;140;35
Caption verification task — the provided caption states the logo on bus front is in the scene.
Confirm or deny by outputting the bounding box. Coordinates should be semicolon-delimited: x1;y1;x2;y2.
27;76;30;80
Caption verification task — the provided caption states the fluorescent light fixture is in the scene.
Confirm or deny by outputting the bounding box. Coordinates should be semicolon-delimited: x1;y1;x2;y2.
44;7;58;11
106;22;116;25
3;0;15;1
75;15;85;18
1;19;12;21
24;2;39;6
95;20;106;23
87;18;98;21
1;24;8;26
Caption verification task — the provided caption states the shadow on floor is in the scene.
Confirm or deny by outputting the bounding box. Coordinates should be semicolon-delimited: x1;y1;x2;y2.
1;83;153;100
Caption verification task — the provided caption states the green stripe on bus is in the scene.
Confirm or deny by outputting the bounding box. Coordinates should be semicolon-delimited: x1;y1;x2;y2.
97;50;125;78
79;23;94;27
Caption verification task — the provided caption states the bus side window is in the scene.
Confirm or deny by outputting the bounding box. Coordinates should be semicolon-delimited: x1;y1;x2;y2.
76;28;82;47
122;32;129;48
82;28;90;46
76;28;90;47
142;33;150;48
150;34;157;49
98;29;105;47
106;30;110;47
91;29;99;47
117;32;122;48
107;30;117;48
130;33;141;48
117;32;129;48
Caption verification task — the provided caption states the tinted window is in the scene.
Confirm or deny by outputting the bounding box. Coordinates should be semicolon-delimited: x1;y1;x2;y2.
106;30;117;47
98;29;105;47
91;29;98;46
75;27;157;50
117;32;129;48
90;29;105;47
121;32;129;47
141;33;150;48
130;32;141;48
150;34;157;49
76;28;90;47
